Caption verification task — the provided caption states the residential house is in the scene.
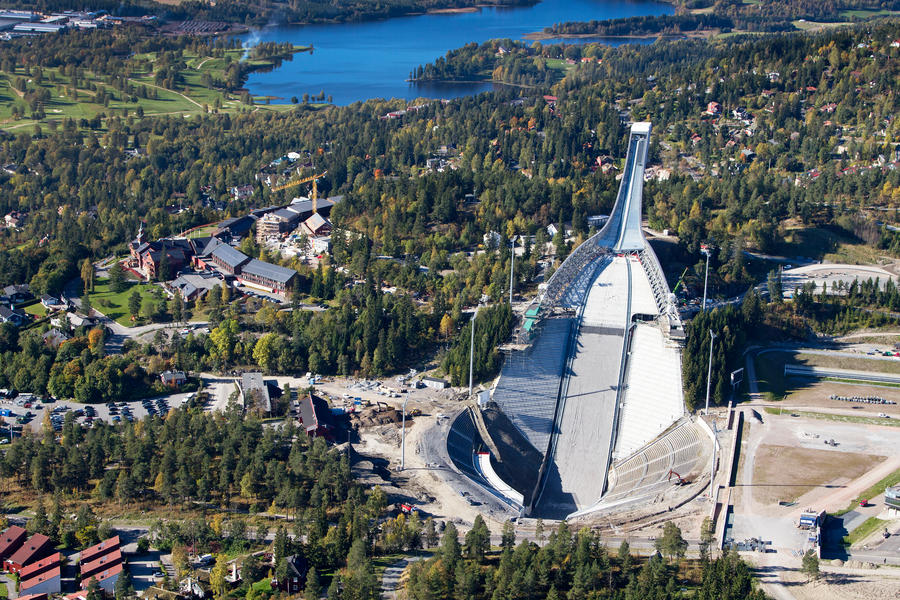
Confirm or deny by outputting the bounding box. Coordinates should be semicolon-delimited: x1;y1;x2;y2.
80;536;120;567
18;552;62;595
17;593;49;600
273;555;309;594
0;525;27;562
238;259;296;296
80;548;122;581
2;284;33;303
5;533;53;573
41;328;71;349
298;213;332;238
160;371;187;387
230;184;254;201
19;566;62;596
240;372;271;414
51;311;99;329
705;101;722;115
0;305;28;327
80;563;122;593
298;393;334;439
40;294;67;310
4;211;25;228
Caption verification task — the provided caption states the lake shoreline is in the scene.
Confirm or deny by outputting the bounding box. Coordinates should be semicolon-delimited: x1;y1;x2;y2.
523;30;689;41
237;0;675;105
408;77;536;89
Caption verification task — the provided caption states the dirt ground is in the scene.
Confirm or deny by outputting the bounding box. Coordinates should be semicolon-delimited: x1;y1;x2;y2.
778;380;900;417
751;444;883;505
788;566;900;600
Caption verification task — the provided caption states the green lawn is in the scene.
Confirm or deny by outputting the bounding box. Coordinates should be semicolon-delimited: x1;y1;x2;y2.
841;9;900;19
0;45;313;133
754;352;789;401
843;516;888;546
22;302;47;317
87;278;163;326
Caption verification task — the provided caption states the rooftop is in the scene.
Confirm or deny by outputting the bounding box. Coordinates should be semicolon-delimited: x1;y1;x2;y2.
79;536;119;565
20;566;61;590
7;533;51;566
241;259;296;284
211;244;250;269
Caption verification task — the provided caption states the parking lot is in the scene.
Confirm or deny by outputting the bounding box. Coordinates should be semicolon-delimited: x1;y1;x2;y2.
0;390;193;435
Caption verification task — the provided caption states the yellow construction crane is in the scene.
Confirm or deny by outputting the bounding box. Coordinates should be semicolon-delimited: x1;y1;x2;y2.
270;169;327;207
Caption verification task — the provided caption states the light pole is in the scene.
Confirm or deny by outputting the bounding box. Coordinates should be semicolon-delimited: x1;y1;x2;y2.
701;244;711;311
705;329;717;415
509;236;516;306
400;395;409;471
469;306;479;396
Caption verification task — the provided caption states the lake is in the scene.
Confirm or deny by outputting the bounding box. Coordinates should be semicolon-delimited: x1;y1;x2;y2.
238;0;673;105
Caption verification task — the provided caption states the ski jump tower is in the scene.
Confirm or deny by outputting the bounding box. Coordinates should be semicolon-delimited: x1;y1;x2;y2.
456;122;706;520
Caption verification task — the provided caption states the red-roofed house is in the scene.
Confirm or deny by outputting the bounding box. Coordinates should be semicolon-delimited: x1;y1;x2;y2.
18;552;61;582
81;563;123;593
0;525;27;562
5;534;52;573
19;565;61;595
81;548;123;581
17;593;49;600
80;536;120;566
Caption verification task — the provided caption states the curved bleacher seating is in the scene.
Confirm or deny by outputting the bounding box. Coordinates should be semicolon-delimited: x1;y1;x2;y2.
596;420;709;509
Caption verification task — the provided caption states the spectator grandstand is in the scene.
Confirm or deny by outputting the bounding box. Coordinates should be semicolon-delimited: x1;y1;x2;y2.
582;419;710;513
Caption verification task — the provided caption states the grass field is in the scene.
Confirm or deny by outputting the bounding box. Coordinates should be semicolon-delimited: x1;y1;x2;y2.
754;351;790;401
792;19;851;32
754;350;900;401
772;226;870;262
87;278;163;326
0;45;311;133
841;9;900;19
844;516;889;546
752;444;882;505
22;302;47;317
854;468;900;508
762;406;900;427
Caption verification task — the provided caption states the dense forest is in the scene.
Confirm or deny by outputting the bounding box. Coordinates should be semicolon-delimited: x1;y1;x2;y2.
406;521;766;600
0;0;532;26
544;0;900;37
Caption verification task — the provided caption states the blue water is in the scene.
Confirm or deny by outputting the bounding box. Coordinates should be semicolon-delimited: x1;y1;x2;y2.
238;0;673;105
